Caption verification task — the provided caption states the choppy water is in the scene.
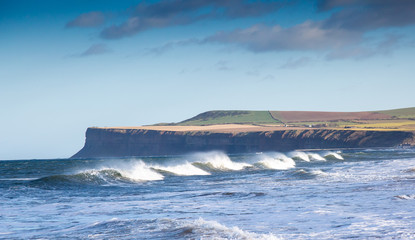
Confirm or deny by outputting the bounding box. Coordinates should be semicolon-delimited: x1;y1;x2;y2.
1;149;415;239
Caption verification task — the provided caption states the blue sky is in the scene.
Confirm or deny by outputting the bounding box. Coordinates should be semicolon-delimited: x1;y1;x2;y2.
1;0;415;160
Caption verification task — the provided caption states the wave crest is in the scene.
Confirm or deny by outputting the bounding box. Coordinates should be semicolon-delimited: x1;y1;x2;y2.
256;153;296;170
157;218;280;240
191;151;252;171
323;151;344;160
31;151;344;185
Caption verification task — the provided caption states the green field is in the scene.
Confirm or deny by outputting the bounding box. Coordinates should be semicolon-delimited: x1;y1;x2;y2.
177;111;281;125
376;107;415;119
161;107;415;131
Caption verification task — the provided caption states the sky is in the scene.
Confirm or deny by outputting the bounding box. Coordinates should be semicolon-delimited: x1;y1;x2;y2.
1;0;415;160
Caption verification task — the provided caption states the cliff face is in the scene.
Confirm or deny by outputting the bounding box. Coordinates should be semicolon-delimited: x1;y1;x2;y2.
71;128;415;158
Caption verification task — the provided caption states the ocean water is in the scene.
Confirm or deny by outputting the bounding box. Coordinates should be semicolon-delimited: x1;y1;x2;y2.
1;149;415;239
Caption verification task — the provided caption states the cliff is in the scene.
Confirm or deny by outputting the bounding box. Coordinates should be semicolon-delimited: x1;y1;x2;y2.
71;127;415;158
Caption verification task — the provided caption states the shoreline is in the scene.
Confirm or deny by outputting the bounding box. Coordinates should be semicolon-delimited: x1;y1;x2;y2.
72;127;415;158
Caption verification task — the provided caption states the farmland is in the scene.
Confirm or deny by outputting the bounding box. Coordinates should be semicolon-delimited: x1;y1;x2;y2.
162;107;415;131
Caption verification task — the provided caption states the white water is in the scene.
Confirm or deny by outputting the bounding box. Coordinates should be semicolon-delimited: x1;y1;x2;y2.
288;151;310;161
323;151;344;160
190;151;252;171
153;162;210;176
91;161;165;181
168;218;280;240
70;151;347;182
308;153;326;161
257;153;296;170
2;149;415;239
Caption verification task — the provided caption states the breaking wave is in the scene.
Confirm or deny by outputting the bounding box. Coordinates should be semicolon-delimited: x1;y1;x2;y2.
322;151;344;160
154;218;280;240
191;151;252;171
31;151;344;185
256;153;296;170
32;161;165;186
395;194;415;200
153;162;210;176
69;217;279;240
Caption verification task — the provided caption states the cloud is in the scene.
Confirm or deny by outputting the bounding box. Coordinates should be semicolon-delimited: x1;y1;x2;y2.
206;21;360;52
319;0;415;31
100;0;283;39
145;39;202;55
203;0;415;59
280;57;312;69
215;60;232;71
246;70;260;76
80;44;111;57
262;74;276;81
66;11;105;28
326;34;401;60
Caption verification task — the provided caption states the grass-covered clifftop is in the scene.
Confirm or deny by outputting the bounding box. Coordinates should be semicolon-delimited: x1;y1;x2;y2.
177;111;281;125
376;107;415;119
74;107;415;158
166;107;415;131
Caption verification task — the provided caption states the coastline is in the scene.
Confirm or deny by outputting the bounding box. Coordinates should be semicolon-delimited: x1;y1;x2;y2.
72;126;415;158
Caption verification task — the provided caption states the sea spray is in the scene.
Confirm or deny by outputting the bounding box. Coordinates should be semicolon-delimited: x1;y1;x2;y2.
34;151;347;186
152;162;210;176
322;151;344;160
288;151;310;162
256;153;296;170
190;151;252;171
156;218;280;240
307;153;326;161
90;160;164;182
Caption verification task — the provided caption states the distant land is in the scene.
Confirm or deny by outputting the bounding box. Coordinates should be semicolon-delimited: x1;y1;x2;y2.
72;107;415;158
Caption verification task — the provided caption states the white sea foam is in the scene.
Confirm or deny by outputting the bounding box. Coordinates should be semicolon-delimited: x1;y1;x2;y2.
308;153;326;161
160;218;280;240
288;151;310;162
70;151;343;183
92;160;164;181
191;151;252;171
0;178;37;181
257;153;296;170
120;161;165;181
309;169;329;177
152;162;210;176
322;151;344;160
395;194;415;200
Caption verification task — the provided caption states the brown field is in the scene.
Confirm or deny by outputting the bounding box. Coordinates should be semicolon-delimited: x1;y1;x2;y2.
270;111;392;123
101;124;310;133
100;123;415;133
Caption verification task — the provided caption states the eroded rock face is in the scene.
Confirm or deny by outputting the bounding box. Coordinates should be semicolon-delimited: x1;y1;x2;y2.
72;128;415;158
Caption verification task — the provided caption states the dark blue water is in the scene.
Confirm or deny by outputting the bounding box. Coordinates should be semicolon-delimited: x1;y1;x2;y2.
1;149;415;239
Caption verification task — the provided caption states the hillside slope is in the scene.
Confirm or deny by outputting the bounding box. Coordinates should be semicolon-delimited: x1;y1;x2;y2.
170;107;415;130
376;107;415;119
178;111;280;125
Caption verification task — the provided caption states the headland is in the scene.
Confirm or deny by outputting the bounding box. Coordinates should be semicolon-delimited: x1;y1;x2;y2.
72;107;415;158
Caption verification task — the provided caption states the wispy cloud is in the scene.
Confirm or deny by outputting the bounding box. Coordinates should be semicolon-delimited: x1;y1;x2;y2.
206;21;360;52
215;60;232;71
262;74;276;81
280;57;312;69
203;0;415;59
318;0;415;31
69;0;415;60
145;39;201;55
326;34;401;60
100;0;284;39
80;44;111;57
66;11;105;28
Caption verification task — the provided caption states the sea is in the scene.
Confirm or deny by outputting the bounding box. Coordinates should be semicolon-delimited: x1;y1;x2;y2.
1;149;415;239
